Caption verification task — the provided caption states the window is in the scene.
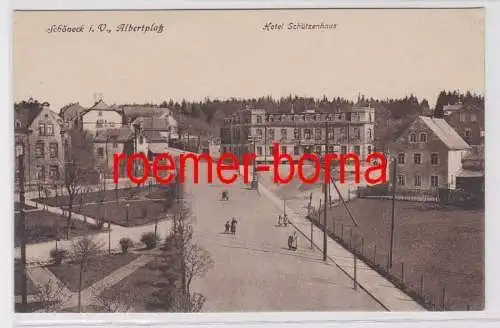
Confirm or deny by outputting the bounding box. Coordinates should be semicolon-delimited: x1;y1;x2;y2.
315;128;322;140
98;111;103;116
397;175;405;186
354;146;360;155
419;133;427;143
368;128;373;140
268;129;275;141
431;153;439;165
256;115;262;123
268;115;274;123
281;146;287;154
431;175;439;187
353;128;361;139
409;133;417;143
304;129;312;139
139;136;144;144
471;114;477;123
414;175;422;187
327;127;334;139
36;164;45;180
367;146;372;154
316;146;322;154
256;146;262;156
293;128;300;140
35;141;44;157
49;166;59;180
97;147;104;157
281;129;287;140
268;146;273;155
15;120;21;128
96;119;104;128
397;152;405;164
49;143;58;158
460;112;467;122
465;128;472;138
328;145;335;153
46;123;54;136
341;146;347;154
256;128;263;137
413;153;422;164
38;122;46;136
294;146;300;155
113;143;118;149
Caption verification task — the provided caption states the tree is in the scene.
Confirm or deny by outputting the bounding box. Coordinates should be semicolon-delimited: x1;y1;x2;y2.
64;128;96;238
71;236;103;312
162;196;214;312
34;279;71;312
91;288;135;312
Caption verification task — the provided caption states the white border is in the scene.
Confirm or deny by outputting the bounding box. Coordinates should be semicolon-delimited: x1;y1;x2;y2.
3;1;499;327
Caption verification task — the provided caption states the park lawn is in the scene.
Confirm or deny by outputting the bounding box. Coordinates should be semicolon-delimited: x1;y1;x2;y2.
98;254;181;312
320;198;484;311
15;210;98;246
34;185;173;208
73;199;172;227
47;253;140;293
14;261;38;296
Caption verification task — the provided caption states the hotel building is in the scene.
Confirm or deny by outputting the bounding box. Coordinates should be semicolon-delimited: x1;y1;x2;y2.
220;106;375;163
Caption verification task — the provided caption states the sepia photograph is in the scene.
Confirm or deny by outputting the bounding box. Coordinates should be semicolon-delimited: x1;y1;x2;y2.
12;8;485;313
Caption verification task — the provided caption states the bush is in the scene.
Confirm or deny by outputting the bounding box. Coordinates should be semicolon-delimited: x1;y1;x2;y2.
50;248;68;265
141;232;159;249
119;237;134;253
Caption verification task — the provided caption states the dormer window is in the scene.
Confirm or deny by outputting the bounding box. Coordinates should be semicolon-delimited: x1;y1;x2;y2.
419;133;427;143
409;133;417;143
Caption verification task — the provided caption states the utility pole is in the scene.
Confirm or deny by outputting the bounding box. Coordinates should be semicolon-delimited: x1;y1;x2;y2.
388;156;397;269
16;144;28;311
323;120;329;262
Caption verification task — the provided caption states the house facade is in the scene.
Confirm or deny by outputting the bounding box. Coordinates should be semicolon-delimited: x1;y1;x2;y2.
93;127;134;178
80;99;124;132
15;103;66;187
220;106;375;163
390;116;470;191
442;103;484;145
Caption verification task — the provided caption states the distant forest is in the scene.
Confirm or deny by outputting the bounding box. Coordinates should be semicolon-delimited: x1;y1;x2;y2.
15;90;484;150
155;90;483;150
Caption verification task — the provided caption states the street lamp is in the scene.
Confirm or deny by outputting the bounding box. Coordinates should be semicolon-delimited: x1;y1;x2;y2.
126;203;130;227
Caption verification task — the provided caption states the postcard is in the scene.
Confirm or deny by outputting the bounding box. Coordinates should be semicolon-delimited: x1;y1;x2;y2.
13;8;484;313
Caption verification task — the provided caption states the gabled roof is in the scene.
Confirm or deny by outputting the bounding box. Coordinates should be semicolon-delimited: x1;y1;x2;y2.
419;116;470;150
94;127;134;143
59;102;86;121
80;100;123;117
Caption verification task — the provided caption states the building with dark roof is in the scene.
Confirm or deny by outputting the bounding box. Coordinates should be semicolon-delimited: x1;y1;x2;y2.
442;103;484;145
15;102;67;187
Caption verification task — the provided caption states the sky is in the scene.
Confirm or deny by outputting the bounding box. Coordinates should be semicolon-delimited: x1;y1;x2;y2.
12;8;484;111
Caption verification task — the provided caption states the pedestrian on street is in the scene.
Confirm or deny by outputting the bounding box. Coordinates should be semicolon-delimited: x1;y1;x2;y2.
225;221;230;234
230;217;238;235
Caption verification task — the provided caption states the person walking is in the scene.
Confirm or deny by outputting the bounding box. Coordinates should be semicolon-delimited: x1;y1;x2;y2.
225;221;230;234
230;217;238;235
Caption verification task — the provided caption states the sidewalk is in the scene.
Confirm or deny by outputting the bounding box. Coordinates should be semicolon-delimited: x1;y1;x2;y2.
256;177;425;311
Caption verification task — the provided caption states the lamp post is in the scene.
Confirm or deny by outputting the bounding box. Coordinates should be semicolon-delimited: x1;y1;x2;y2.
126;203;130;227
388;155;397;269
15;143;28;312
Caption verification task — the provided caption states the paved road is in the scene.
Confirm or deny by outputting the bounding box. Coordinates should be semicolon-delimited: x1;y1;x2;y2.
182;164;383;312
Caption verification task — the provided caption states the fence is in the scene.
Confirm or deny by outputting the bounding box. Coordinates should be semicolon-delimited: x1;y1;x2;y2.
305;202;477;311
357;185;440;203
